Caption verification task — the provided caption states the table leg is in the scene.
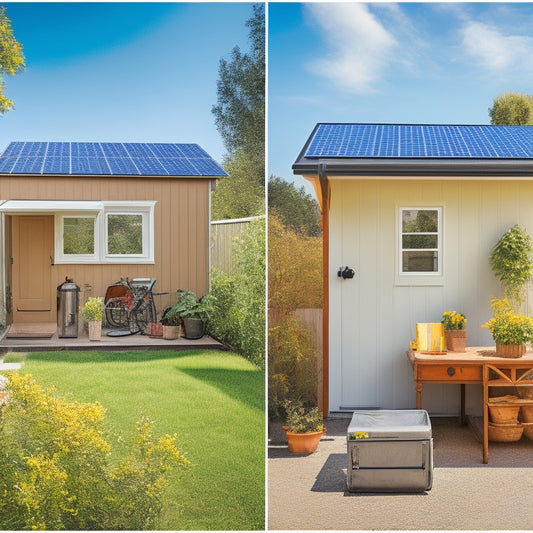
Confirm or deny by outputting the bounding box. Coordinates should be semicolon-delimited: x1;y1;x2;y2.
460;384;466;425
416;381;422;409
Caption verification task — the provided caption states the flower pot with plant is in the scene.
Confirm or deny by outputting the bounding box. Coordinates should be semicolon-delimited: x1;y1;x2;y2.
173;290;215;339
482;297;533;357
282;400;324;454
441;311;467;352
160;306;181;340
82;296;104;341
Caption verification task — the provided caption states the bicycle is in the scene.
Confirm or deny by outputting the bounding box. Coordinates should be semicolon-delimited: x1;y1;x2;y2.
104;278;166;335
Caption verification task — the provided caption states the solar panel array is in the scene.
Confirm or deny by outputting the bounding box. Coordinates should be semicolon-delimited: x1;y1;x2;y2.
304;124;533;159
0;142;228;176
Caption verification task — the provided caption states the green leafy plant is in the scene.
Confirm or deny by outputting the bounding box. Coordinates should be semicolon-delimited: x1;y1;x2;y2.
161;305;180;326
489;225;533;309
0;373;188;530
282;399;324;434
442;311;466;330
174;290;216;323
482;297;533;345
81;296;103;322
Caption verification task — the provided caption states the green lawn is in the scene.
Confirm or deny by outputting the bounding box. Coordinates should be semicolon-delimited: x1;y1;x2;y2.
5;349;265;530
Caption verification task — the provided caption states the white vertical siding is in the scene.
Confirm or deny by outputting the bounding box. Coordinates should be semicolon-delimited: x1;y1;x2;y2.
329;178;533;414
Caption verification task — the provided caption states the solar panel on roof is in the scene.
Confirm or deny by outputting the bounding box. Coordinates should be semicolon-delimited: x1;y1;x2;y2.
304;124;533;159
0;141;228;176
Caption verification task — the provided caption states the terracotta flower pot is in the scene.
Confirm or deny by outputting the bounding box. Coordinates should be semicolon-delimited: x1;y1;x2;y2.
444;329;467;352
283;429;323;454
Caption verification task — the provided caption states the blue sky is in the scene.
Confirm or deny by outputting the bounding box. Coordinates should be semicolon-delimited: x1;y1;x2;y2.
269;3;533;196
0;2;252;165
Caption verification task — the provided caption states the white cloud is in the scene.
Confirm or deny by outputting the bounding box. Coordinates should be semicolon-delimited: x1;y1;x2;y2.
461;21;533;74
305;3;397;94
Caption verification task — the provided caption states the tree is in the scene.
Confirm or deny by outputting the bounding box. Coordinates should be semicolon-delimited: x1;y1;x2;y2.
212;3;264;158
211;4;265;220
268;176;322;237
489;92;533;125
0;6;25;114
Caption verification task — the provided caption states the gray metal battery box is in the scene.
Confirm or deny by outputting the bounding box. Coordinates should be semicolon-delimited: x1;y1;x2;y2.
346;410;433;492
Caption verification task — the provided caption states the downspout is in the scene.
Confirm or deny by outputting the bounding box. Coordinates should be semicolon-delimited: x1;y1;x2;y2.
318;163;330;416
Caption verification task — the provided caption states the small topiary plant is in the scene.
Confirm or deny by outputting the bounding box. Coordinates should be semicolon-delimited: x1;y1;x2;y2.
489;225;533;310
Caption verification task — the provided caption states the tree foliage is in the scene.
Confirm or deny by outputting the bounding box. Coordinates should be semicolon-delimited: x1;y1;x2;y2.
211;4;265;220
212;149;265;220
212;3;264;158
268;214;323;418
268;175;322;237
0;373;188;530
489;92;533;125
0;6;25;114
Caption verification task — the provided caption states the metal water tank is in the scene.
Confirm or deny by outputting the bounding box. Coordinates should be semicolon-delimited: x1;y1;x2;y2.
57;278;80;338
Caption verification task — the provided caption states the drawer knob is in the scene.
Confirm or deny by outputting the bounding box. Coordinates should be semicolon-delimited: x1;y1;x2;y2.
447;367;456;376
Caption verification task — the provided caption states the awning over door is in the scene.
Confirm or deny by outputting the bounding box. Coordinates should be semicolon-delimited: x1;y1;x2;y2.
0;200;103;213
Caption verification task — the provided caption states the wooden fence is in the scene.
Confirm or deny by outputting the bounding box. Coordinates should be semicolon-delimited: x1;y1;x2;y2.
210;216;264;274
295;308;324;414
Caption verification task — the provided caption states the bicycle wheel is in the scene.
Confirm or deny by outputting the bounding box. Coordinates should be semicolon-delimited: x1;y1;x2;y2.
105;298;130;328
129;300;154;335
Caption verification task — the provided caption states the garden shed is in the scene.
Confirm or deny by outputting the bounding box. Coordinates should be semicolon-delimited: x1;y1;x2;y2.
0;141;227;327
293;123;533;416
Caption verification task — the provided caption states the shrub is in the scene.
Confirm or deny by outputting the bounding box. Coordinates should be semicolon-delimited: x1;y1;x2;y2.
0;373;188;530
268;314;318;420
209;217;265;368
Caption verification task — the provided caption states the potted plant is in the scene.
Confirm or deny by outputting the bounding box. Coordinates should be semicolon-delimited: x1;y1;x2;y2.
173;290;215;339
482;297;533;357
160;306;181;340
282;400;324;454
82;296;103;341
441;311;467;352
489;225;533;311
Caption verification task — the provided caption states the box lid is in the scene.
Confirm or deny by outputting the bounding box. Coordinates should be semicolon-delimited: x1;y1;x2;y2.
347;410;431;440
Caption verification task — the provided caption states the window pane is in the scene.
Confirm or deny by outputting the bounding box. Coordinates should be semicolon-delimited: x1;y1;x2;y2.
402;235;438;249
403;251;438;272
107;214;143;255
63;217;94;254
402;210;438;233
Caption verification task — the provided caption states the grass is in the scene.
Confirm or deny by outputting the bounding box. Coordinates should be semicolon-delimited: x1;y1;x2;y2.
4;349;265;530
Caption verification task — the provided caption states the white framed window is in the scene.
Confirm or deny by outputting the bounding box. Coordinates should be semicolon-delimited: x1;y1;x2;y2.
60;214;99;261
55;201;155;264
396;206;443;285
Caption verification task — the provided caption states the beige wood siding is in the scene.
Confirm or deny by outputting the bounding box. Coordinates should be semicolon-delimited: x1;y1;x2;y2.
329;178;533;415
2;175;212;321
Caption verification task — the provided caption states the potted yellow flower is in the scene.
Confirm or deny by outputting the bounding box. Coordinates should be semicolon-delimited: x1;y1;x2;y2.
441;311;467;352
82;297;104;341
482;297;533;358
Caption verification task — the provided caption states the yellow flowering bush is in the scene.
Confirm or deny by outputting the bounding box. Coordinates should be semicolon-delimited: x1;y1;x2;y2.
0;373;189;530
441;311;467;330
482;297;533;345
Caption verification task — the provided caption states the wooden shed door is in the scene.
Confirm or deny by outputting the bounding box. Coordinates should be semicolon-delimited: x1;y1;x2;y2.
12;215;54;323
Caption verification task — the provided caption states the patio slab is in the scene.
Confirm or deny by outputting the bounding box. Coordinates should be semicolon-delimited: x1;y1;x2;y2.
0;325;226;354
269;416;533;530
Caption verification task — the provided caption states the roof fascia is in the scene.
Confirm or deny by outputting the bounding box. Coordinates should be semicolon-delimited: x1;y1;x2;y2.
293;158;533;178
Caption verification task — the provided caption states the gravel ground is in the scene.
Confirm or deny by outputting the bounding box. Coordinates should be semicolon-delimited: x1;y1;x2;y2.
268;417;533;530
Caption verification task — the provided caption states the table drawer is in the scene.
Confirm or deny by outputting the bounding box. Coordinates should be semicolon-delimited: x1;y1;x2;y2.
418;364;481;382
